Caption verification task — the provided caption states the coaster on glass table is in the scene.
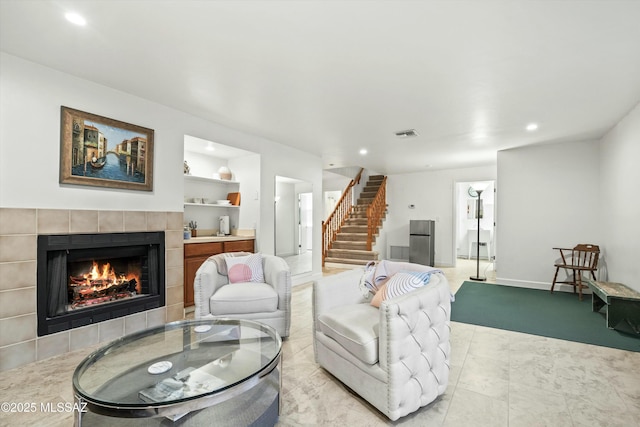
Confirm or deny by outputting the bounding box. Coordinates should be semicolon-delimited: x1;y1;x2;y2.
147;361;172;374
194;325;212;333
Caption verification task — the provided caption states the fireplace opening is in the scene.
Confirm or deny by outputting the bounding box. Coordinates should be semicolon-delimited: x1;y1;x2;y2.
67;248;144;311
37;232;165;336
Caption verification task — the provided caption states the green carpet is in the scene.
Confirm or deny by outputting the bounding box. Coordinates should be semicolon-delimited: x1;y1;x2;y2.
451;281;640;352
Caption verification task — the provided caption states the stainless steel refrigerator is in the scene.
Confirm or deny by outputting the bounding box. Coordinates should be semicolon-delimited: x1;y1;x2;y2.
409;220;435;266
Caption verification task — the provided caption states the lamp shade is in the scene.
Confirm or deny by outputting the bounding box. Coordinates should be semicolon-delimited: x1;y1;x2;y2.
471;182;487;193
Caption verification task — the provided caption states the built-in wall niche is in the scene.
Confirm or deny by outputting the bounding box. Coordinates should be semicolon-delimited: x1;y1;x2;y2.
183;135;260;234
275;175;313;276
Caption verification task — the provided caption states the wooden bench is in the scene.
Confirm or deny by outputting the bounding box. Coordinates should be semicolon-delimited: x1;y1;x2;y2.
585;280;640;334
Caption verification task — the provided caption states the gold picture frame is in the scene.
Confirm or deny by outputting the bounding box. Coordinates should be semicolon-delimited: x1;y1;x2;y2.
60;106;154;191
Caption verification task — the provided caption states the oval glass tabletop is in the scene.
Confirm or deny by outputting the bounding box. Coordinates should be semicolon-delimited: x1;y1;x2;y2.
72;318;281;418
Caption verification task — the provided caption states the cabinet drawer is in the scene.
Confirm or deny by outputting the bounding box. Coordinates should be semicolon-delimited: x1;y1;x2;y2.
224;240;254;253
184;242;224;258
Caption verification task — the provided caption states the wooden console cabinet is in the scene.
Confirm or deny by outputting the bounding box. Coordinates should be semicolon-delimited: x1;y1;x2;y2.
183;239;255;307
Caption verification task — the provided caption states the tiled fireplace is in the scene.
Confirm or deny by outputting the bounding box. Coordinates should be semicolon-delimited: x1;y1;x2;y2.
37;231;166;337
0;208;184;372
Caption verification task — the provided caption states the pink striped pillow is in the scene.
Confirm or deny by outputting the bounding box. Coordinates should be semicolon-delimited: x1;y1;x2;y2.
225;253;264;283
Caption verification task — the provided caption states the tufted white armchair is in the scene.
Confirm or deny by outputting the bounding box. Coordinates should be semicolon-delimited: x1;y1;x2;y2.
312;262;451;421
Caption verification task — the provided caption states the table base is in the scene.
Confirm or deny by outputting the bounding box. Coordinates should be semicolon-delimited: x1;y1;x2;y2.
76;369;279;426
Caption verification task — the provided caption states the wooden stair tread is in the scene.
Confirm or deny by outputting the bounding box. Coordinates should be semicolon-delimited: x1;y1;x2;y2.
328;248;378;255
331;242;367;249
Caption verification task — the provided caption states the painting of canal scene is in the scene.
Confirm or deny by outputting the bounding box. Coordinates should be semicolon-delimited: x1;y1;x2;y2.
60;107;154;191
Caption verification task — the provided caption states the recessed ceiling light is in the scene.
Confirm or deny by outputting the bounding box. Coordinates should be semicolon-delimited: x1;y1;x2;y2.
65;12;86;26
359;149;368;155
526;123;538;131
206;142;215;151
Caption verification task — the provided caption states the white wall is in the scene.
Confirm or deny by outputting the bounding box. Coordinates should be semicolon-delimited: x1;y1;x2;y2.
230;154;261;233
0;54;182;212
322;175;351;193
599;102;640;291
183;151;230;180
0;53;323;276
383;165;497;266
322;172;352;221
275;181;296;256
323;190;341;218
496;140;601;288
259;147;323;276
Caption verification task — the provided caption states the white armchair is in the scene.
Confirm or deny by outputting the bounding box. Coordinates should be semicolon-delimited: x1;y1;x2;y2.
194;252;292;338
312;262;451;421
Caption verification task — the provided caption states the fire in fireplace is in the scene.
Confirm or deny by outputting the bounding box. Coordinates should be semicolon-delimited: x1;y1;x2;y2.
68;259;141;310
37;231;165;336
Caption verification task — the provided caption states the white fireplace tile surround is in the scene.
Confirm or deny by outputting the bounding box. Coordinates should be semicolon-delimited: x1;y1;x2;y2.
0;208;184;372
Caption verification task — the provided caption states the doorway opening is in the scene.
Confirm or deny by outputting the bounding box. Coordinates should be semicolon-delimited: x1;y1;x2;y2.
454;180;496;275
275;176;313;276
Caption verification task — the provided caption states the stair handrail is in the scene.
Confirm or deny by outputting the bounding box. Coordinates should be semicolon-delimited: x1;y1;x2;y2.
322;168;364;266
366;176;387;251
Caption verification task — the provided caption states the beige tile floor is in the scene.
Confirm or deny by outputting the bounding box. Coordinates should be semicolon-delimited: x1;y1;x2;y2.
283;251;313;276
1;259;639;426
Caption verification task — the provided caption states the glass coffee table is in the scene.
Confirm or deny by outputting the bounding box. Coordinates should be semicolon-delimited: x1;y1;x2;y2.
72;318;281;426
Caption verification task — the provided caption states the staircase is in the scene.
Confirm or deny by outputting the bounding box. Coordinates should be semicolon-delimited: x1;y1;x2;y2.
324;175;386;266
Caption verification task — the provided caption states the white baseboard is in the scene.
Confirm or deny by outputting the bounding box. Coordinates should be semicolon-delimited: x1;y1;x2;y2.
494;278;592;294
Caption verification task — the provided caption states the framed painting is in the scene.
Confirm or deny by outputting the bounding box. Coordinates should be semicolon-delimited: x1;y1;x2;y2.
60;106;154;191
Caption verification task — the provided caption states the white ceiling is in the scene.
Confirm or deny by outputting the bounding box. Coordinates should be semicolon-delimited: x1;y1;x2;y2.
184;134;255;159
2;1;640;174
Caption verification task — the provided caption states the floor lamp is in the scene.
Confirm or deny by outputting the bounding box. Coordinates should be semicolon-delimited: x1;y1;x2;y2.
470;183;486;281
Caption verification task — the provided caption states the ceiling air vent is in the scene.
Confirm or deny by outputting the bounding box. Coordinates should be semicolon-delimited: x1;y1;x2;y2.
394;129;419;137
